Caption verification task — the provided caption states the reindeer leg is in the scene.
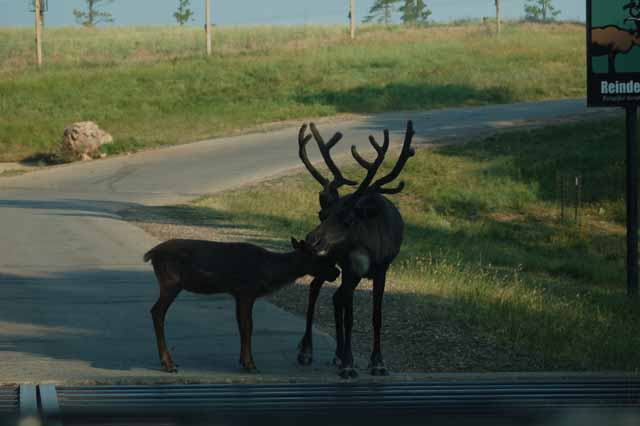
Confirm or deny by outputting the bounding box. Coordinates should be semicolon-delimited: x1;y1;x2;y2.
339;287;359;379
335;269;360;379
370;267;389;376
151;287;181;373
297;277;324;366
235;296;258;373
332;285;346;369
609;53;616;75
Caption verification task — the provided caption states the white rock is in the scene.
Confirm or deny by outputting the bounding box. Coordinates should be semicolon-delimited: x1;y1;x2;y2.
61;121;113;160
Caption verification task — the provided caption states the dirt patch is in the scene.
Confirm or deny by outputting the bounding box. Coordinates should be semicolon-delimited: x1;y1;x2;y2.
122;206;549;373
488;212;525;223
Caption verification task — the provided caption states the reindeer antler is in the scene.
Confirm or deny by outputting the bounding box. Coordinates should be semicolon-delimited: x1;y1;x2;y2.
298;123;357;191
351;121;416;196
371;121;416;193
298;124;329;188
299;121;415;198
351;129;391;197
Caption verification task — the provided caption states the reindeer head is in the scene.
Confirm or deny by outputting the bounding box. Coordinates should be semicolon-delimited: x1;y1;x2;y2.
290;237;340;281
298;121;416;266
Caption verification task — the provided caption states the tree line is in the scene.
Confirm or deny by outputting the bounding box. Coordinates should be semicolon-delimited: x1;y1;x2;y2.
364;0;561;27
71;0;562;28
72;0;196;27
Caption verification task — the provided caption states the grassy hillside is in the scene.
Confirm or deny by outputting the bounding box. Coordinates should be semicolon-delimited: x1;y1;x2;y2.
124;119;639;372
0;22;584;162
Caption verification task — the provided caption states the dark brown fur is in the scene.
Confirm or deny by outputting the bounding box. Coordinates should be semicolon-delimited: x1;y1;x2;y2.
144;238;339;373
591;26;640;74
295;121;415;378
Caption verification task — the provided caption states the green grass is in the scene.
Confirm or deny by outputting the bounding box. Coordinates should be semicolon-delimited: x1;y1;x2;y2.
0;22;584;162
150;118;639;371
0;168;28;178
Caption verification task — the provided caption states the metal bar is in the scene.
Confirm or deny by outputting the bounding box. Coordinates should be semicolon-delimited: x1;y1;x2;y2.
54;386;640;398
0;386;18;416
19;385;37;418
55;378;640;390
38;384;64;426
55;388;640;399
576;175;582;225
574;176;579;223
556;173;561;219
627;106;639;297
561;174;565;220
56;393;640;402
56;384;640;395
50;380;640;417
56;389;640;399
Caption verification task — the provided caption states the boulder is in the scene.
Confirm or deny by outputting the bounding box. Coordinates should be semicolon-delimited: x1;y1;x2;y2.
61;121;113;161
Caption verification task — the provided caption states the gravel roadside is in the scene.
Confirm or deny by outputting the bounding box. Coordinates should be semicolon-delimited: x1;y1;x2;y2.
121;206;553;373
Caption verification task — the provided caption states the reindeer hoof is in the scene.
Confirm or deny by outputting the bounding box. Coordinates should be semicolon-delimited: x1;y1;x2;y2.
370;365;388;376
297;352;313;366
161;361;178;373
339;367;358;379
240;358;258;373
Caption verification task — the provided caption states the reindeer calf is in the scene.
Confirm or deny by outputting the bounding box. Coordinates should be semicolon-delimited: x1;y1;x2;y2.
144;238;339;373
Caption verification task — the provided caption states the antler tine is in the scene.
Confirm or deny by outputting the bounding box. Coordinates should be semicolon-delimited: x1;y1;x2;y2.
352;129;391;196
309;123;357;188
377;181;405;195
351;145;373;169
351;128;390;170
367;129;389;154
298;124;329;187
371;121;416;192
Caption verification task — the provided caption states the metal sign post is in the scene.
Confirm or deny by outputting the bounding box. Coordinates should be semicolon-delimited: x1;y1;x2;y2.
587;0;640;297
626;105;639;297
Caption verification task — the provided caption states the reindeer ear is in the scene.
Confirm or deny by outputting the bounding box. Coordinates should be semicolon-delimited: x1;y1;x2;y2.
354;195;382;219
291;237;305;251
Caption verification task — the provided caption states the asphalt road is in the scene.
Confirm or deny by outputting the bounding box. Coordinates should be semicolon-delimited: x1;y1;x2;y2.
0;99;614;384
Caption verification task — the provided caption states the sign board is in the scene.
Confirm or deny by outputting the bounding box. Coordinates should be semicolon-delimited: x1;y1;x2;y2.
588;0;640;106
588;1;640;297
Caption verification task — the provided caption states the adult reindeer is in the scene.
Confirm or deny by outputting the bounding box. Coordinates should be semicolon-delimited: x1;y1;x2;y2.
591;26;640;74
296;121;415;378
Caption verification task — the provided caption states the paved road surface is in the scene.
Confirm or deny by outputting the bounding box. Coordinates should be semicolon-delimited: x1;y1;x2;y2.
0;99;614;384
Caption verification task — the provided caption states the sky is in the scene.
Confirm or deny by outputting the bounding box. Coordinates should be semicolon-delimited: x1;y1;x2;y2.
0;1;584;28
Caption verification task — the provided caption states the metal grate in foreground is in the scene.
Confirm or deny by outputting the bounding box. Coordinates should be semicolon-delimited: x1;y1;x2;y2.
0;385;38;425
0;387;17;415
46;378;640;416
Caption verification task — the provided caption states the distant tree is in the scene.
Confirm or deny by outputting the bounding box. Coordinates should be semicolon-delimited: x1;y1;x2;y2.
174;0;195;26
399;0;432;26
363;0;399;26
73;0;114;27
524;0;561;22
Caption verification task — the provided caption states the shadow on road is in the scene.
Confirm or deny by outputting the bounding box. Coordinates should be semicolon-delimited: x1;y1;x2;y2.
296;82;516;114
0;266;341;382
